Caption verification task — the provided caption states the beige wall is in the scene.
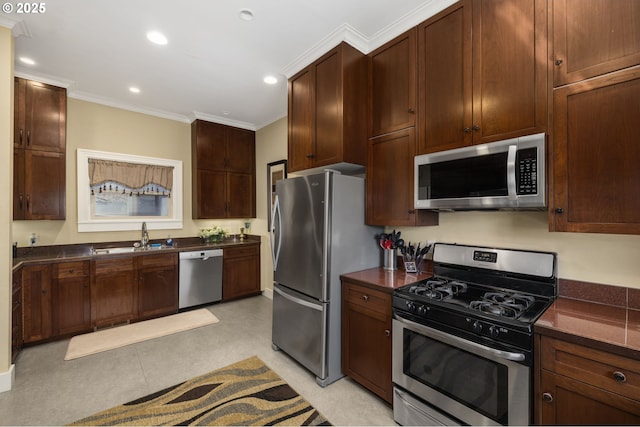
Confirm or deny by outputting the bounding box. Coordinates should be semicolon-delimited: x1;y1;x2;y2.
253;120;640;291
1;27;14;384
12;98;252;246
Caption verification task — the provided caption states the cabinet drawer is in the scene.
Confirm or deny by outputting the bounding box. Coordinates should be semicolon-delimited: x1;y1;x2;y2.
92;257;135;274
541;336;640;401
53;261;89;279
139;252;177;268
224;245;258;259
343;282;390;315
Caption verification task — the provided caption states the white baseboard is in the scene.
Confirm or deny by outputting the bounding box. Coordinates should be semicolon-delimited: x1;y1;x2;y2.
0;364;15;393
263;288;273;300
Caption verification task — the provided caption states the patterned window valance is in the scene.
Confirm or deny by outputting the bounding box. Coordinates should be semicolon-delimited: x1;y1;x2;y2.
88;159;173;191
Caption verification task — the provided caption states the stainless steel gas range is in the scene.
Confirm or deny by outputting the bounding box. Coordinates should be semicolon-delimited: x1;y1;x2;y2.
392;243;557;426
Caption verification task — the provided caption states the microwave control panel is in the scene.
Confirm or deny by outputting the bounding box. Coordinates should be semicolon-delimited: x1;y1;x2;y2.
516;148;537;195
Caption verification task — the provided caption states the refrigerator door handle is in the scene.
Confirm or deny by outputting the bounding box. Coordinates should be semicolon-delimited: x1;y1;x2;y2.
274;286;322;311
270;194;282;270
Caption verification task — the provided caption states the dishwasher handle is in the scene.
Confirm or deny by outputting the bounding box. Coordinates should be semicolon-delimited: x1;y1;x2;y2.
179;249;223;261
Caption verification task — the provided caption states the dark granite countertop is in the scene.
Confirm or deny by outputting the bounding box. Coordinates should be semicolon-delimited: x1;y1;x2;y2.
340;266;432;294
12;235;261;270
535;279;640;360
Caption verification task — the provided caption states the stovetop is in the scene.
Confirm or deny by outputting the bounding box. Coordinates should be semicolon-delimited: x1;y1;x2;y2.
395;277;552;325
392;243;558;352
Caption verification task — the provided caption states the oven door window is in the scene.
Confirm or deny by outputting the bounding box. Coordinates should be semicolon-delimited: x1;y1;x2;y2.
403;329;508;425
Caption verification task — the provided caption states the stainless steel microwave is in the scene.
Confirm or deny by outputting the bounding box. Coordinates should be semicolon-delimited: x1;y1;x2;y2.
414;133;546;210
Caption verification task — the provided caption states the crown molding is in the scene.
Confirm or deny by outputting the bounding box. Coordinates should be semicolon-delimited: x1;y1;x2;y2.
191;111;256;131
280;0;456;79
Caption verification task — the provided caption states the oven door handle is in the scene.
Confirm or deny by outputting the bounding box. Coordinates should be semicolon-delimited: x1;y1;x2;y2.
394;316;526;362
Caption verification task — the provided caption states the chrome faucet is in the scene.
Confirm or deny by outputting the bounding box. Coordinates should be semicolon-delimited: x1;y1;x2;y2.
141;222;149;248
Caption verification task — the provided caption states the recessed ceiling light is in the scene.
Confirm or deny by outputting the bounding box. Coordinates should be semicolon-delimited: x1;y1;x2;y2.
19;57;36;65
129;87;141;94
263;75;278;85
147;31;168;45
238;9;255;21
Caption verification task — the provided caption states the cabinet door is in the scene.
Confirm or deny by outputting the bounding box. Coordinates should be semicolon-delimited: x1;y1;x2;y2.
418;0;472;153
12;269;23;362
24;150;66;220
342;282;392;403
226;127;255;174
192;120;226;171
539;371;640;425
51;261;91;336
24;79;66;153
138;253;178;319
288;66;314;172
91;257;138;328
13;149;25;220
551;67;640;234
471;0;547;144
22;264;52;343
553;0;640;86
193;169;226;219
314;48;341;167
366;129;416;226
369;29;417;137
223;245;260;301
14;77;26;148
227;172;255;218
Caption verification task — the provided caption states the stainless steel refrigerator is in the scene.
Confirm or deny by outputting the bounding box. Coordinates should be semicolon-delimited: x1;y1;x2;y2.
270;171;381;387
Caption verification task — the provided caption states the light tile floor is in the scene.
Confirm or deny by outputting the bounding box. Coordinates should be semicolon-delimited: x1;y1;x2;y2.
0;295;395;426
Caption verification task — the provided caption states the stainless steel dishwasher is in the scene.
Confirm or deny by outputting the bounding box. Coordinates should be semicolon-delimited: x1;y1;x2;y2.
179;249;223;309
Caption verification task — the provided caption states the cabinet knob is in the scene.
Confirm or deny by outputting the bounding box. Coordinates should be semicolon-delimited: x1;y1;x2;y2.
472;125;480;131
554;208;564;214
613;371;627;383
362;295;369;301
385;329;390;337
463;127;471;133
19;128;24;145
26;130;31;146
542;392;553;403
408;108;415;114
306;154;315;159
555;59;563;66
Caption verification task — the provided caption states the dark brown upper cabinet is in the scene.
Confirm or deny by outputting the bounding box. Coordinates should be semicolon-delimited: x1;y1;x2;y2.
417;0;547;154
13;77;66;220
552;0;640;87
287;42;367;173
191;120;256;219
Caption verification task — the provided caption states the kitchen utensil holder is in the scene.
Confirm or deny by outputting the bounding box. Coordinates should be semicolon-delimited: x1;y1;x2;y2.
383;249;397;271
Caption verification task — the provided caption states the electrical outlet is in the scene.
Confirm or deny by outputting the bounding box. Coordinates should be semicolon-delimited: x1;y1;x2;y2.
29;233;38;247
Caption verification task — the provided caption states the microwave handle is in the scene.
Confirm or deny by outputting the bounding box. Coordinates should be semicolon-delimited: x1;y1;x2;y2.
507;145;517;200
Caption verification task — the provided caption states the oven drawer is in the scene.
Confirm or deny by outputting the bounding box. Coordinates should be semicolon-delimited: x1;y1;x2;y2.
541;336;640;401
343;282;390;315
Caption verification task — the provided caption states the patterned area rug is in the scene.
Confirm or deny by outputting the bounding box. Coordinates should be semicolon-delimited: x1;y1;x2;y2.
67;356;331;426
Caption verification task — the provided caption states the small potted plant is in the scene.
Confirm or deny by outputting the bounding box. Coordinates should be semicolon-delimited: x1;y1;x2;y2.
199;225;227;243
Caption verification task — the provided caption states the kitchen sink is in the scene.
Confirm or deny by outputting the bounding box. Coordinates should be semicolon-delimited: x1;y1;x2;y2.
92;247;138;255
91;243;170;256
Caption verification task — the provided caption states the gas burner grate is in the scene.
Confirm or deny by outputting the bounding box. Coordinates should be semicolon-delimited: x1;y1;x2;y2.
408;278;468;301
469;292;535;319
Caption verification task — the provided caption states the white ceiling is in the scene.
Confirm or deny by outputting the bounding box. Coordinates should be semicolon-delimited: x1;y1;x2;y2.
3;0;455;130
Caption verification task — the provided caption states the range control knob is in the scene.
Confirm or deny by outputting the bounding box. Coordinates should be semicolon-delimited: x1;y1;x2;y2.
489;325;500;338
472;320;483;334
406;301;416;312
417;305;428;315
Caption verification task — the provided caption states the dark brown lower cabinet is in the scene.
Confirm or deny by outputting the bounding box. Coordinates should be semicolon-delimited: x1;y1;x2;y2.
91;256;138;328
22;264;52;343
51;261;91;336
12;268;23;362
536;334;640;424
138;253;179;319
222;244;261;301
341;279;392;404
